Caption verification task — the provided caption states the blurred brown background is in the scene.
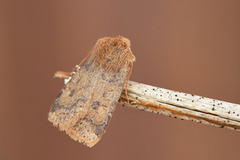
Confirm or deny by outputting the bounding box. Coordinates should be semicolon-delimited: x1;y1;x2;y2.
1;0;240;160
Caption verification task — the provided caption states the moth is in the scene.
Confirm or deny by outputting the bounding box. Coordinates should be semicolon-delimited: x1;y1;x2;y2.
48;36;135;147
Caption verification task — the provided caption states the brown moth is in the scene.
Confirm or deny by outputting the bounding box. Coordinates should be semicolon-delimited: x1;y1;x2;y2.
48;36;135;147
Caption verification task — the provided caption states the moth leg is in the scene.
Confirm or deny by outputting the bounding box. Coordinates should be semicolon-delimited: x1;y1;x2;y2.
125;63;133;103
54;71;72;79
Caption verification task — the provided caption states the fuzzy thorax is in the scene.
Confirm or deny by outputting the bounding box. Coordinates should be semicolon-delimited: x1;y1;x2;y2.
93;36;136;71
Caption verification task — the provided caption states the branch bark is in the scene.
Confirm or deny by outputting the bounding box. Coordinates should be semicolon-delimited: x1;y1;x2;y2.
120;81;240;131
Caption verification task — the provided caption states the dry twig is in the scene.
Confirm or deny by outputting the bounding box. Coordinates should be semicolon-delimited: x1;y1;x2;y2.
120;81;240;131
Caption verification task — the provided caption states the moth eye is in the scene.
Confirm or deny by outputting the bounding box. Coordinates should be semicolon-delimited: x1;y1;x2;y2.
113;42;117;46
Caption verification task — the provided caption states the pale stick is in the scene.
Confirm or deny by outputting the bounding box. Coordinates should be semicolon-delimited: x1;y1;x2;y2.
120;81;240;131
56;71;240;131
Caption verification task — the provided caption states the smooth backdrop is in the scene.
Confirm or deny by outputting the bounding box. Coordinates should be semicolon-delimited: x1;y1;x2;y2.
1;0;240;160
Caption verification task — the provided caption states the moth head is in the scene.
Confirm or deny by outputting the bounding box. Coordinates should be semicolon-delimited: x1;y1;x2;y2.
93;36;136;71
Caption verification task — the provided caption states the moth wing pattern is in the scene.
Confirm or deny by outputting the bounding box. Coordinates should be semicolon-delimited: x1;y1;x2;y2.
48;55;95;129
66;58;129;147
48;36;135;147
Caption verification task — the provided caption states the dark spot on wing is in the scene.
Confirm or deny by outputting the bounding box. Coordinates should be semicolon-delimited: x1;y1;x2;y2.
78;97;87;103
95;114;112;136
56;91;63;99
117;68;120;73
92;101;100;110
70;97;87;109
103;91;107;97
101;73;106;80
109;74;117;83
69;89;75;97
84;61;92;71
50;101;59;112
95;126;104;136
50;96;87;114
76;78;80;84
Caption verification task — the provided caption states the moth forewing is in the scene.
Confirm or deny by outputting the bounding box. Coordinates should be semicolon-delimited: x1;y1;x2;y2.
48;36;135;147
